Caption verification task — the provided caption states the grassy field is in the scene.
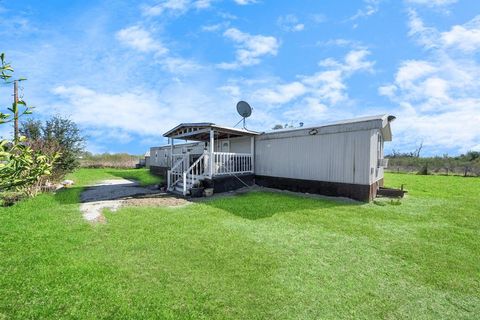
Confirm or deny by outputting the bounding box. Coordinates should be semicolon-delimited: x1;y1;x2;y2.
0;169;479;319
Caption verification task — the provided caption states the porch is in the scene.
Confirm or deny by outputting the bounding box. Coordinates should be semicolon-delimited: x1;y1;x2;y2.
163;123;259;195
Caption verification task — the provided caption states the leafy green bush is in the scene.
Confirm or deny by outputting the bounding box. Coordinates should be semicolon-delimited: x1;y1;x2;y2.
0;53;59;198
21;116;85;179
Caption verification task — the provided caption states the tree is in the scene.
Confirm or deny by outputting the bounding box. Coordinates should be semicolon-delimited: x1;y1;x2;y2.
0;53;58;195
272;124;284;130
20;115;85;177
20;119;42;140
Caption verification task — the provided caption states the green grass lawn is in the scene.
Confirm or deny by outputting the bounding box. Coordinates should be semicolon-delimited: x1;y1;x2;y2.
0;169;479;319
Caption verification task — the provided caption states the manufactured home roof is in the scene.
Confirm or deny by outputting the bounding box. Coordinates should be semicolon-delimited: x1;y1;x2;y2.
164;123;260;141
262;114;395;141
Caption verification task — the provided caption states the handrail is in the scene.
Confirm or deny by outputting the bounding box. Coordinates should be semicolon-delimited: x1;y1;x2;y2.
171;157;184;172
169;156;186;189
187;153;206;174
183;153;206;195
169;152;253;194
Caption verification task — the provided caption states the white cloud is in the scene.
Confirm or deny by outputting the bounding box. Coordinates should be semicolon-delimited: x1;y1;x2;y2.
202;23;223;32
142;0;189;16
141;0;213;16
51;83;233;139
218;28;279;69
349;0;382;21
441;16;480;52
317;38;364;48
253;82;307;104
408;11;480;53
233;0;257;5
301;70;346;105
116;25;168;55
252;49;374;107
379;12;480;153
218;85;241;97
394;60;436;87
194;0;214;9
407;9;440;49
283;97;328;122
277;15;305;32
115;25;202;75
159;57;203;74
343;49;375;72
317;49;374;73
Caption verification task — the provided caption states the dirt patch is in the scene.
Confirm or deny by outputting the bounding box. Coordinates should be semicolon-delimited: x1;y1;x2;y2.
79;178;189;223
124;197;190;207
80;199;126;223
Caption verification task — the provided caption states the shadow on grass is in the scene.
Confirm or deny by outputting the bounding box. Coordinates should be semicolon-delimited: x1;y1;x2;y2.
203;191;355;220
54;187;83;205
55;182;162;205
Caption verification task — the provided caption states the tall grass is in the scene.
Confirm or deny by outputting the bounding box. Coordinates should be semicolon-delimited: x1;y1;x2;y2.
79;153;142;169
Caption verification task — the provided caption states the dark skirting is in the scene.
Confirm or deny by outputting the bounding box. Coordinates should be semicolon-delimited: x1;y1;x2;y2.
254;175;378;202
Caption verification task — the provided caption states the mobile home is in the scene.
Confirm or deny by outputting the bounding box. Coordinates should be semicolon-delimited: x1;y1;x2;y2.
149;115;395;201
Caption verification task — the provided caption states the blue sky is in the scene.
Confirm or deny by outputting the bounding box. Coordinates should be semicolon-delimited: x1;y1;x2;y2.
0;0;479;155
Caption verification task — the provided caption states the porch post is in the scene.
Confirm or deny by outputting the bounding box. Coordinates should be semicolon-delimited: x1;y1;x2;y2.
250;136;255;173
170;138;174;167
209;129;214;177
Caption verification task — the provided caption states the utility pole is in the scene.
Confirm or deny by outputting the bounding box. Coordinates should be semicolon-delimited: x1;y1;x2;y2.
13;79;19;141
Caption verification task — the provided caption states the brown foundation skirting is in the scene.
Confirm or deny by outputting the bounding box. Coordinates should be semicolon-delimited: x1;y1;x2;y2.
255;175;376;202
149;166;169;178
204;174;255;194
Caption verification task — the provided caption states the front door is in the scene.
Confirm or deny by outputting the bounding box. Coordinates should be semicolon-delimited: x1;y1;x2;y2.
219;140;230;152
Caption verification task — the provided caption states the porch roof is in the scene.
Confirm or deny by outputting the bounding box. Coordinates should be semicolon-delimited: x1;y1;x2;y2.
163;123;260;141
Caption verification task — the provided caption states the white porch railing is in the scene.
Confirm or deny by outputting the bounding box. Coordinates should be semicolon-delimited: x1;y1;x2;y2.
167;155;188;189
182;153;207;195
168;152;253;194
213;152;253;175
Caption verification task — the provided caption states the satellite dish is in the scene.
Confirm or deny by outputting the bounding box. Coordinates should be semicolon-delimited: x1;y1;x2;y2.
235;101;252;129
236;101;252;118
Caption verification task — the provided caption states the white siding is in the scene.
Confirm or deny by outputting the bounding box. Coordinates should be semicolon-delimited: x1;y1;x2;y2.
214;136;252;153
145;156;151;168
150;142;205;167
228;136;251;153
255;129;373;185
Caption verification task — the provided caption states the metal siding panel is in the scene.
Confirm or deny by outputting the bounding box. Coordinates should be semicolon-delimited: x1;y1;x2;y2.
229;136;251;153
255;129;372;185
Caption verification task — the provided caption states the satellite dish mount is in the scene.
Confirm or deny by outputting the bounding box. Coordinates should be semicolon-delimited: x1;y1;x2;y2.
235;101;252;129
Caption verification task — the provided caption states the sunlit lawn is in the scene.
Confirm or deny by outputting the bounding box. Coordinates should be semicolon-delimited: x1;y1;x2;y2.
0;169;479;319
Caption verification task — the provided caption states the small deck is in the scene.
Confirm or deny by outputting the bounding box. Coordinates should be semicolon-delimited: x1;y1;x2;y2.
163;123;258;196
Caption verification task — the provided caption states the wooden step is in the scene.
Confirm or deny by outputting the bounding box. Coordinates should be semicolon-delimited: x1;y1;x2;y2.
185;175;204;181
176;181;193;189
174;185;189;194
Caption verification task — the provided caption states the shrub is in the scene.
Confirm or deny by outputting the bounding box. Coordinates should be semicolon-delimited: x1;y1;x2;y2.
20;116;85;179
0;53;59;199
